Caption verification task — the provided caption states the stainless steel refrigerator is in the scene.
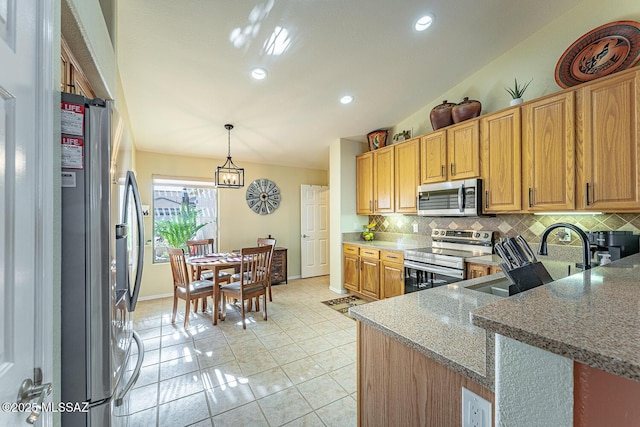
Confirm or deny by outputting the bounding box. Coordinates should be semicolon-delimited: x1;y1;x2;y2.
61;93;145;426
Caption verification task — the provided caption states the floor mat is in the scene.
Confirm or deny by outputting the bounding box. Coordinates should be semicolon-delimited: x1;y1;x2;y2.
321;295;369;319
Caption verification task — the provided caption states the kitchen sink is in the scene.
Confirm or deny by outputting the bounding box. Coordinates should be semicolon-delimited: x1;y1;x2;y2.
467;279;511;297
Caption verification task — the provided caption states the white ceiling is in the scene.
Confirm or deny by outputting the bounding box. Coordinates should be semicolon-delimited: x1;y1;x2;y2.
117;0;580;170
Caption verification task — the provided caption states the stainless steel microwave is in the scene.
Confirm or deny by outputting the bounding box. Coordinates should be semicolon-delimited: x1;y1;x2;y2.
417;178;485;217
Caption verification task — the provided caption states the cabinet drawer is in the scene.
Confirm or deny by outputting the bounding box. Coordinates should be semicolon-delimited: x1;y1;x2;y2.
343;244;359;255
380;250;403;263
360;248;380;259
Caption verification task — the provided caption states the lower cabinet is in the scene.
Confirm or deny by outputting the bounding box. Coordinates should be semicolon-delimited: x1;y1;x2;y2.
358;322;494;426
343;244;404;300
380;250;404;299
466;262;502;279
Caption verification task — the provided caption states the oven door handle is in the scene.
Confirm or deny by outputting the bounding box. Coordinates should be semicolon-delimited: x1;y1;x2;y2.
457;183;465;213
404;260;464;279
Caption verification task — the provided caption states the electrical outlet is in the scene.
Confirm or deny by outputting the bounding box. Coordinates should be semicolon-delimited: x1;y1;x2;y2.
462;387;492;427
413;223;419;233
556;227;571;242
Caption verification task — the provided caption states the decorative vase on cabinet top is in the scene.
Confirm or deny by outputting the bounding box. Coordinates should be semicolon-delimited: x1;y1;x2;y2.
452;97;481;123
430;100;457;130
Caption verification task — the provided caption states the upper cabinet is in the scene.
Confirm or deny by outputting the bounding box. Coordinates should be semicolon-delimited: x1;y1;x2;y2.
395;138;420;213
522;92;575;211
576;69;640;211
480;107;521;213
356;145;395;215
61;37;96;98
420;120;480;184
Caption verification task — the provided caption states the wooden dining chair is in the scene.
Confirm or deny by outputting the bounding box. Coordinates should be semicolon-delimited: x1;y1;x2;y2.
218;245;273;329
186;239;232;312
168;247;215;328
257;238;276;302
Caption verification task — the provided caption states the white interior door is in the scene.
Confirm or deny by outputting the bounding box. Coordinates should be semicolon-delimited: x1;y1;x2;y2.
0;1;54;425
300;185;329;278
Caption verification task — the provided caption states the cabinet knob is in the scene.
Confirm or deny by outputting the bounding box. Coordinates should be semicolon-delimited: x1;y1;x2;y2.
528;187;533;208
441;165;444;177
585;182;590;206
450;163;455;175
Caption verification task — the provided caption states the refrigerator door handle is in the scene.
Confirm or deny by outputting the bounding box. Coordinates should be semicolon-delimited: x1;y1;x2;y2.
114;331;144;407
123;171;145;311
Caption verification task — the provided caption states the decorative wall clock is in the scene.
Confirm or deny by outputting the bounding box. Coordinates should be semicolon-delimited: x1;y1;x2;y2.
246;179;281;215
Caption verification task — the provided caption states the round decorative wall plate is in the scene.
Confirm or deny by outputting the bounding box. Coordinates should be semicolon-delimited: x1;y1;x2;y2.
246;179;281;215
554;20;640;88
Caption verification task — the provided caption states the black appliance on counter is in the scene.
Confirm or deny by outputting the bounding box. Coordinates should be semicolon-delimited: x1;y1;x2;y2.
403;229;494;293
588;230;640;262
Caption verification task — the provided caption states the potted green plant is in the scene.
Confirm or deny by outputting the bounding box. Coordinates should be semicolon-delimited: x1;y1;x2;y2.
505;78;532;106
393;130;411;142
155;203;209;255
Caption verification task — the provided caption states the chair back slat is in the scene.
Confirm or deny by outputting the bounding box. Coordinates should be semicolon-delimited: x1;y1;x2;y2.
257;238;276;278
186;238;214;256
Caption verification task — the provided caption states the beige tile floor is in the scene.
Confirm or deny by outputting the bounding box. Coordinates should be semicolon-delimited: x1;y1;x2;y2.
122;275;357;427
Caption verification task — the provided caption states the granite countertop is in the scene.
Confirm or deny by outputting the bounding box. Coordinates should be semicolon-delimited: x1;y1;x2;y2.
342;240;424;251
350;285;501;389
471;253;640;382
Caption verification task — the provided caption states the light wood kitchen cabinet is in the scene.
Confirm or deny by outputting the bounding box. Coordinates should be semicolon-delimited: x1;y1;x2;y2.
356;145;395;214
343;244;360;292
447;119;481;180
61;37;95;98
420;120;480;184
420;130;447;183
356;153;374;214
395;138;420;213
522;92;575;211
466;262;502;279
380;250;404;299
481;107;521;213
343;244;381;299
576;69;640;211
373;146;395;213
358;322;494;426
359;247;381;299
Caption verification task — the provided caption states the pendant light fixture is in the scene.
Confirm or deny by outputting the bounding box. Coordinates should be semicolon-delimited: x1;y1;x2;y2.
215;123;245;188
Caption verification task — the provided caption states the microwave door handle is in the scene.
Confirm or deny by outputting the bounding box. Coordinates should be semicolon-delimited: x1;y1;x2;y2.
457;184;464;213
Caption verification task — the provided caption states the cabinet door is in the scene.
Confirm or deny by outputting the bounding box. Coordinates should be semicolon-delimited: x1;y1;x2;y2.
381;261;404;299
578;70;640;210
490;265;502;274
467;263;490;279
481;107;521;212
374;146;395;213
420;130;447;184
360;258;380;299
522;92;575;211
343;253;360;292
395;138;420;213
356;152;374;214
447;120;480;180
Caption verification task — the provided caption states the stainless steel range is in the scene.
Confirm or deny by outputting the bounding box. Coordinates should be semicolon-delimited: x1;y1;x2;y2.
404;229;494;293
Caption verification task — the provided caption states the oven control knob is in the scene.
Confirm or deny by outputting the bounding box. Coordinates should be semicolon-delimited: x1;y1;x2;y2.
474;233;480;238
433;230;439;235
483;233;489;238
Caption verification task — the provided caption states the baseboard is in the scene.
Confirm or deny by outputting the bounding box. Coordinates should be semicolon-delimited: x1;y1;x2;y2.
329;286;348;294
138;293;173;301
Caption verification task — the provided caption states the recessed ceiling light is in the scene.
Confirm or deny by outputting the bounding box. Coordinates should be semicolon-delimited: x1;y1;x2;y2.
340;95;354;104
415;15;433;31
251;68;267;80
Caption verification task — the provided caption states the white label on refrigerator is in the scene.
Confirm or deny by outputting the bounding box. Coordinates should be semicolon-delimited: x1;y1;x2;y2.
61;101;84;136
61;172;76;188
61;136;84;169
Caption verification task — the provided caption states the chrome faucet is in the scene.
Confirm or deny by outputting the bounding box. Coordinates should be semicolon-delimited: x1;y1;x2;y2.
538;222;591;270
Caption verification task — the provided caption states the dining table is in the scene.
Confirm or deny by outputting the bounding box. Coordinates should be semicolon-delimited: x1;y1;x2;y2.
186;252;246;325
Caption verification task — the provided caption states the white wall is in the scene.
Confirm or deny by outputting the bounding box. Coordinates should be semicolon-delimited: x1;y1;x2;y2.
329;138;367;294
495;335;573;426
393;0;640;138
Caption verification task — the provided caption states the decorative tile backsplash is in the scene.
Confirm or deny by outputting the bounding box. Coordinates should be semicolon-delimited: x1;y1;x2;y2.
368;213;640;246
